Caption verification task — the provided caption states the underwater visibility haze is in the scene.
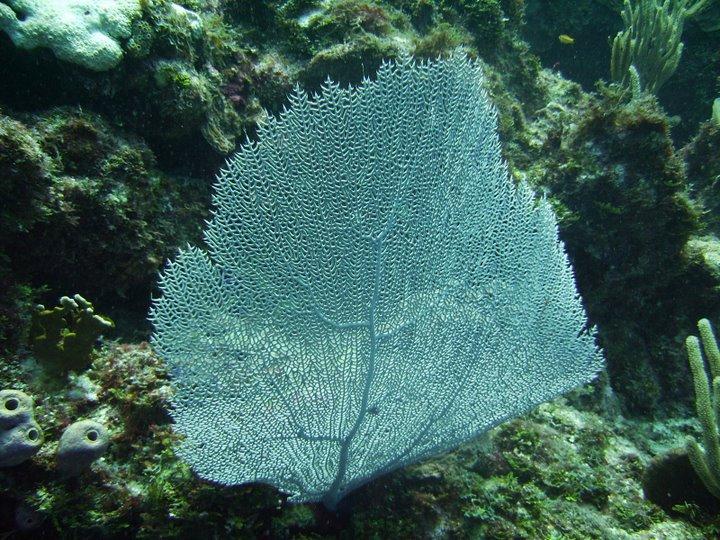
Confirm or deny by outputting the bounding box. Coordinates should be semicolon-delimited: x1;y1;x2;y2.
1;0;720;538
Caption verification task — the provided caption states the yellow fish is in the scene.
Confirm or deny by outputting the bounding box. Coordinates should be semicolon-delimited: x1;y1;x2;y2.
558;34;575;45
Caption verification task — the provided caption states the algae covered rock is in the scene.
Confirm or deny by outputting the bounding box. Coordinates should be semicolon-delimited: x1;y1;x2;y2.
683;120;720;234
150;59;242;154
0;108;210;334
533;90;701;412
0;113;52;236
685;235;720;295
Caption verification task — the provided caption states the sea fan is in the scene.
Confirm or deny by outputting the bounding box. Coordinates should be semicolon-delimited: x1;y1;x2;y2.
150;54;603;508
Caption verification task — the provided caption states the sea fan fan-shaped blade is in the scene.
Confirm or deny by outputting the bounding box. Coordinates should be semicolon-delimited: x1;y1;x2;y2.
150;53;603;509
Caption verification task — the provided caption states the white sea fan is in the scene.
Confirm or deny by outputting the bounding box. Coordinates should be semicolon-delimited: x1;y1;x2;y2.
150;54;603;509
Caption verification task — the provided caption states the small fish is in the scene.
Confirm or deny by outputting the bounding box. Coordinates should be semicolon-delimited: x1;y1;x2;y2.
558;34;575;45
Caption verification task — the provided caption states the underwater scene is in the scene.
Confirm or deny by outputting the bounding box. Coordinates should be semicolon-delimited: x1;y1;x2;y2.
2;0;720;538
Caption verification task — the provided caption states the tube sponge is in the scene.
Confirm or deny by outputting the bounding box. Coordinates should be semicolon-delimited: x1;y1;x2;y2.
56;419;109;475
0;389;34;429
0;390;43;467
0;421;43;466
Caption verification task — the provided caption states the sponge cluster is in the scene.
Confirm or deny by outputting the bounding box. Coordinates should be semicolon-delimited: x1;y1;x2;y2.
0;389;43;467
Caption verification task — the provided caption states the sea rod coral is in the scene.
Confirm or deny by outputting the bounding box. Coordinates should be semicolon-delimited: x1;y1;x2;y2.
150;54;603;509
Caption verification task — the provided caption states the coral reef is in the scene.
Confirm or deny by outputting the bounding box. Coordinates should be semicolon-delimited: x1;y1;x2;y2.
116;0;254;156
524;0;720;142
0;342;718;537
0;0;141;70
683;119;720;233
0;113;52;235
0;0;255;161
0;0;720;536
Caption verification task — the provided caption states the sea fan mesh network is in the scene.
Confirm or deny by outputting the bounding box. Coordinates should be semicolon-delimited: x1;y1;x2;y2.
150;53;603;508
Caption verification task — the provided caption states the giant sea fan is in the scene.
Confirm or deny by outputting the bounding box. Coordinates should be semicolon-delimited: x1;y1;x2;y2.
150;53;603;509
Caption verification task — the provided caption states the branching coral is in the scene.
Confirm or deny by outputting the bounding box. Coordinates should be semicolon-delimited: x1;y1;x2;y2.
684;0;720;30
610;0;686;94
686;318;720;498
610;0;720;95
30;294;114;376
